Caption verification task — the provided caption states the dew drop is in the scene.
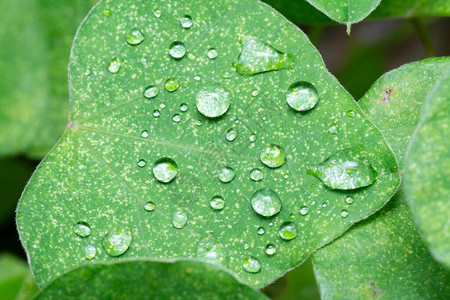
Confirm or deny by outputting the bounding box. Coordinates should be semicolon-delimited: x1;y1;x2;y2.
345;196;354;204
279;222;298;241
153;158;178;183
143;85;160;99
179;15;193;28
103;9;111;16
153;110;161;118
194;75;201;81
290;213;296;219
222;70;232;78
249;134;257;142
126;29;145;45
172;114;181;123
218;166;235;183
251;89;259;97
341;210;349;218
257;227;265;235
180;103;189;112
251;188;281;217
172;208;188;229
140;130;149;138
153;9;161;18
137;159;147;168
187;53;196;60
244;243;250;250
169;41;186;59
265;243;277;256
249;168;264;182
102;225;132;257
196;237;228;266
322;202;328;208
164;78;180;92
286;81;319;111
260;144;286;168
210;196;225;210
107;57;122;74
84;244;96;260
73;222;91;237
346;110;356;118
207;48;218;59
328;123;339;135
243;256;261;273
226;129;237;142
195;83;231;118
84;69;91;76
144;201;156;211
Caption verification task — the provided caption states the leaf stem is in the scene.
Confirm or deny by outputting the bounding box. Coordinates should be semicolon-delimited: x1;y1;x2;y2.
410;18;435;58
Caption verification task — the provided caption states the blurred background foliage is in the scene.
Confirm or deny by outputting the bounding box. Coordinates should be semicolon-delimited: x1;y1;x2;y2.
0;0;448;299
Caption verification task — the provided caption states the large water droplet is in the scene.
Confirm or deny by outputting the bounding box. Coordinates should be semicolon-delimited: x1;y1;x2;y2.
265;243;277;256
306;147;378;190
179;15;193;28
172;208;188;229
144;201;156;211
84;244;96;260
286;81;319;111
164;78;180;92
218;166;235;183
249;168;264;181
103;225;132;257
260;144;286;168
207;48;218;59
153;158;178;183
234;35;294;76
243;256;261;273
107;57;122;74
73;222;91;237
210;196;225;210
196;237;228;266
169;41;186;59
279;222;298;240
126;29;145;45
251;188;281;217
143;85;159;99
195;83;231;118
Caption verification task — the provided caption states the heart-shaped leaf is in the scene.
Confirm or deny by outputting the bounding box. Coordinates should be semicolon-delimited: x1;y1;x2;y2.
17;0;400;287
35;259;268;299
313;58;450;299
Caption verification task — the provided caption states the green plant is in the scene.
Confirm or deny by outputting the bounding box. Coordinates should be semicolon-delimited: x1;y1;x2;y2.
1;0;449;299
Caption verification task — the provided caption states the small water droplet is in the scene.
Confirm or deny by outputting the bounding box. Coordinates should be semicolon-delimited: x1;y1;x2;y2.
251;89;260;97
260;144;286;168
226;129;237;142
84;69;91;76
290;213;295;219
153;158;178;183
328;123;339;135
286;81;319;111
341;210;349;218
194;75;201;81
84;244;96;260
196;237;228;266
222;70;232;78
257;227;265;235
179;15;193;28
243;256;261;273
141;130;149;138
196;83;231;118
249;134;257;142
249;169;264;182
73;222;91;237
144;201;156;211
103;225;132;257
279;222;298;241
322;202;328;208
172;208;188;229
153;9;161;18
143;85;159;99
218;166;235;183
103;8;111;16
244;243;250;250
187;53;196;60
345;196;354;204
235;35;294;76
164;78;180;92
169;41;186;59
172;114;181;123
346;110;356;118
180;103;189;112
210;196;225;210
207;48;218;59
196;120;202;126
137;159;147;168
153;110;161;118
265;243;277;256
126;29;145;45
299;206;308;215
107;57;122;74
251;188;281;217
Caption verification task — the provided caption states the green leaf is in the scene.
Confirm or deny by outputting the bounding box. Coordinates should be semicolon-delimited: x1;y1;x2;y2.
405;68;450;269
34;258;268;299
17;0;399;288
0;254;39;300
313;58;450;299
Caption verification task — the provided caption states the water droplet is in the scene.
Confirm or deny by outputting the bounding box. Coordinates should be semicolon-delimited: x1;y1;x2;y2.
257;227;265;235
144;201;156;211
172;114;181;123
194;75;201;81
84;69;91;76
235;35;294;76
218;166;235;183
103;225;132;257
341;210;349;218
172;208;188;229
306;147;378;190
346;110;356;118
73;222;91;237
328;123;339;135
322;202;328;208
286;81;319;112
164;78;180;92
195;83;231;118
196;237;228;266
153;110;161;118
260;144;286;168
243;256;261;273
153;9;161;18
180;103;189;112
137;159;147;168
179;15;193;28
244;243;250;250
290;213;296;219
84;244;96;260
140;130;149;138
249;134;257;142
207;48;218;59
249;169;264;182
222;70;232;78
251;89;260;97
279;222;298;240
169;41;186;59
251;188;281;217
210;196;225;210
187;53;196;60
153;158;178;183
345;196;354;204
265;243;277;256
196;120;202;126
126;29;145;45
107;57;122;74
226;129;237;142
143;85;159;99
299;206;308;217
103;9;111;16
